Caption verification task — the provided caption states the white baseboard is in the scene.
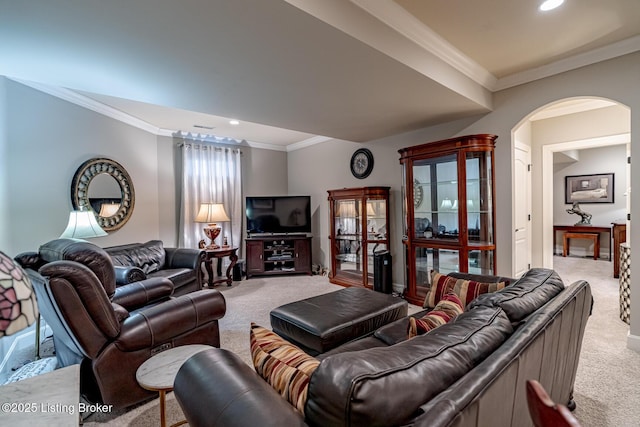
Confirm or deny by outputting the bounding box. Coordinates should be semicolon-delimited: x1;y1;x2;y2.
627;332;640;353
392;282;404;295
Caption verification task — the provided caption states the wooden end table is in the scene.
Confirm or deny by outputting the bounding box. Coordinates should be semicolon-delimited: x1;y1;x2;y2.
136;344;213;427
204;246;238;287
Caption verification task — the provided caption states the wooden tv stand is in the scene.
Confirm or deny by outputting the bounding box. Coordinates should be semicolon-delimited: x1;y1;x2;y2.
246;235;312;278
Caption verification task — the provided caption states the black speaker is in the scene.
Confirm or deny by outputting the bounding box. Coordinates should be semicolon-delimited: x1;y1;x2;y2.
373;250;392;294
232;259;245;281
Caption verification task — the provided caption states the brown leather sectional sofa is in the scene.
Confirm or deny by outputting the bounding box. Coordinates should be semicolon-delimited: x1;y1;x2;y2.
174;268;592;427
104;240;205;296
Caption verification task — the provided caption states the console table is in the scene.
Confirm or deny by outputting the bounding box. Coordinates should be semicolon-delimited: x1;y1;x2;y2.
204;247;238;287
553;225;611;261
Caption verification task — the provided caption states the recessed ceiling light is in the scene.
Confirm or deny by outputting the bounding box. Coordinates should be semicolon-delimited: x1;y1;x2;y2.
229;120;240;125
540;0;564;11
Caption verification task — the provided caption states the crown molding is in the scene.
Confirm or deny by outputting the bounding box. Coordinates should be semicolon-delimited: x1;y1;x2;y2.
286;135;333;152
350;2;640;93
351;0;497;89
244;140;288;152
11;77;291;151
11;78;164;134
494;35;640;91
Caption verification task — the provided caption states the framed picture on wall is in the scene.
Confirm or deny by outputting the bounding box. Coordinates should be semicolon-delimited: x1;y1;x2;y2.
565;173;614;204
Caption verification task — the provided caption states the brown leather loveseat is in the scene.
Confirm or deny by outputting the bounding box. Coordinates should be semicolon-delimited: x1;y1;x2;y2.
104;240;204;296
16;238;226;409
174;268;592;427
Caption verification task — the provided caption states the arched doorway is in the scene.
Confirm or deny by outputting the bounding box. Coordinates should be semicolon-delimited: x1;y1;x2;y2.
511;97;631;275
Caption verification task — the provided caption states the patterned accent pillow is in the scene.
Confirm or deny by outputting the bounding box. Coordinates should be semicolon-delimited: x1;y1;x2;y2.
423;271;506;308
409;291;463;338
250;323;320;414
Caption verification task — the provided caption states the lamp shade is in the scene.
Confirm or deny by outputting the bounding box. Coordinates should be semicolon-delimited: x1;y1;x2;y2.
195;203;230;224
99;202;120;217
0;251;38;337
60;209;108;239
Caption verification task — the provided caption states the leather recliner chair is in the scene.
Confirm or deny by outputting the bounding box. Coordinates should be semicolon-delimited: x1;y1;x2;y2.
16;238;226;409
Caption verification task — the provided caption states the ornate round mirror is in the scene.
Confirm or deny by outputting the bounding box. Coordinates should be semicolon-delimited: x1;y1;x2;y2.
70;157;135;232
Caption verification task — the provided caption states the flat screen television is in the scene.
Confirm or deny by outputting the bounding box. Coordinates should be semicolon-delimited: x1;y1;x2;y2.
246;195;311;235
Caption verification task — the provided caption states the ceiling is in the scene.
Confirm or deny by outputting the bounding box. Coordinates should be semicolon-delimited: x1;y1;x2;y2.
1;0;639;150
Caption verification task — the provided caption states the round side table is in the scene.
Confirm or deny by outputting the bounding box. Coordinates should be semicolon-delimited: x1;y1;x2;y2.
136;344;213;427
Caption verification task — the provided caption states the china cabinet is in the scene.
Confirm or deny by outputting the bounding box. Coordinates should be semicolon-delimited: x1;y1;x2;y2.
327;187;390;288
399;134;497;306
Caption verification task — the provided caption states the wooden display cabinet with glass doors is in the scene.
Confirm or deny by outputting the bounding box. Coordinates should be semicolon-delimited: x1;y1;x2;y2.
327;187;390;289
399;135;497;306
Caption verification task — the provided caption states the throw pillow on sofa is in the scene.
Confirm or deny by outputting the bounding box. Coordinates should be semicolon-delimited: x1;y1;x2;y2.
250;323;320;415
423;271;506;308
409;291;463;338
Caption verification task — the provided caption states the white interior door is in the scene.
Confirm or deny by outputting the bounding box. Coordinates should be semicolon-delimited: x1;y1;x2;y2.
514;143;532;277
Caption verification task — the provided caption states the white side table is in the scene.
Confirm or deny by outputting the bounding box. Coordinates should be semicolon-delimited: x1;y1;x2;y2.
136;344;213;427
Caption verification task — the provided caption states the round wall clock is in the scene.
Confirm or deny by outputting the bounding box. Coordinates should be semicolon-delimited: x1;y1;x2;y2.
350;148;374;179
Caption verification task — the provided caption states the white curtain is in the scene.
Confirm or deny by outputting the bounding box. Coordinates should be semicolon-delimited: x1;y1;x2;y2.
179;142;242;253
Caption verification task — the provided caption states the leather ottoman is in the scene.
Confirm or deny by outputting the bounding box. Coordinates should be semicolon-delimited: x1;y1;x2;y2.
270;287;408;355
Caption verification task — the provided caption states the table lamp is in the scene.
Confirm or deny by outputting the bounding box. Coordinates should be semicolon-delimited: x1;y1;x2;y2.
60;207;108;239
0;250;39;356
195;203;230;249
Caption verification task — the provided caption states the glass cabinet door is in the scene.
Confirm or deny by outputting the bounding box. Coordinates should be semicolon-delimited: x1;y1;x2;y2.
365;198;388;285
467;249;494;275
414;246;460;285
466;151;494;245
412;153;459;241
334;199;362;280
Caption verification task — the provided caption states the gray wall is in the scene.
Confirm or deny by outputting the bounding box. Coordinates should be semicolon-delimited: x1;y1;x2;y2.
0;78;289;256
1;51;639;348
2;79;160;254
0;78;8;251
289;52;639;281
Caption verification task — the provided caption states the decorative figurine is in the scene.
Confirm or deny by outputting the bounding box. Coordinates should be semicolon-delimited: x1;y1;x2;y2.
566;202;592;225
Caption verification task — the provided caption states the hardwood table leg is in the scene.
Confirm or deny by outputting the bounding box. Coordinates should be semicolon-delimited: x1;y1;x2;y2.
225;253;238;286
204;257;214;287
159;390;167;427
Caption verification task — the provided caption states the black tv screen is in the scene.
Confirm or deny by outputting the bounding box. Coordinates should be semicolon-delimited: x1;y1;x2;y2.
246;196;311;235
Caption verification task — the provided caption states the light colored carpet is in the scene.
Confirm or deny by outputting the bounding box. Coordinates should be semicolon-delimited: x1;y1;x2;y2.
84;259;640;426
557;256;640;427
84;275;341;426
